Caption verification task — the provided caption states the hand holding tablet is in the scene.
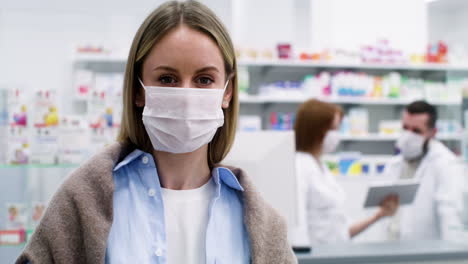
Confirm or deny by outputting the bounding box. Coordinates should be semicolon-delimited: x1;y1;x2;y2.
364;181;420;208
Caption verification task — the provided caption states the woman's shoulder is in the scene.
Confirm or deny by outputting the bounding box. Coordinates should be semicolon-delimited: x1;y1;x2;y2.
16;142;129;264
222;166;296;263
61;142;128;196
295;152;322;179
295;151;319;166
41;142;130;223
222;166;283;219
221;166;287;222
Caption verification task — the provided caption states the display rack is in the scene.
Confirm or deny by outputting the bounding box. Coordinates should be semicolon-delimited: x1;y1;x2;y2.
238;60;466;155
339;133;462;142
73;54;468;72
238;59;468;72
238;94;461;106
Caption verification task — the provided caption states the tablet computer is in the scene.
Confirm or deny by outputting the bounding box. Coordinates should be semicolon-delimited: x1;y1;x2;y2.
364;182;420;208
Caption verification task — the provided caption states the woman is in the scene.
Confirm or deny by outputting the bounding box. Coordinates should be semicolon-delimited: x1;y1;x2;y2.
16;1;296;263
293;99;398;247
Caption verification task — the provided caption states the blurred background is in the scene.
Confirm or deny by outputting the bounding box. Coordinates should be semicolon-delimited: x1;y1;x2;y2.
2;0;468;263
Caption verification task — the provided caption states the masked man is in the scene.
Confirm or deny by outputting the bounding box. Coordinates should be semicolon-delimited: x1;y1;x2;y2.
384;101;463;241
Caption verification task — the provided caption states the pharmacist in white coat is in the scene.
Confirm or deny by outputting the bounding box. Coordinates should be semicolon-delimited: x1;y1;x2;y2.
383;101;463;241
292;99;399;247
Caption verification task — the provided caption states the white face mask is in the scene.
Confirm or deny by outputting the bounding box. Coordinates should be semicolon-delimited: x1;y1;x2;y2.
396;130;426;160
139;79;229;154
323;130;341;153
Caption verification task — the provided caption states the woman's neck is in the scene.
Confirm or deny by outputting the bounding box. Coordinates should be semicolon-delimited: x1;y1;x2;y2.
309;148;322;162
152;145;211;190
309;148;325;171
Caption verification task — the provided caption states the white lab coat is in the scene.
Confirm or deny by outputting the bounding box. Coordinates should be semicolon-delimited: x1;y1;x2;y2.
383;140;463;241
292;152;350;247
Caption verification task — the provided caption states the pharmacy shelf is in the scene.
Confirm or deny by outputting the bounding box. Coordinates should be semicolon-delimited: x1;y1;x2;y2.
238;59;468;72
73;54;127;64
239;95;305;104
239;94;461;106
72;54;468;72
339;133;462;141
251;131;463;141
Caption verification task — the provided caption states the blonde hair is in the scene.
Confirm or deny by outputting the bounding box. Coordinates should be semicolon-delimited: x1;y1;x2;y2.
117;0;238;167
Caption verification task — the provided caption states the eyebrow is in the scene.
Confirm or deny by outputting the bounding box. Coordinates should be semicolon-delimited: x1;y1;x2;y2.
152;65;220;74
195;66;220;74
153;66;178;72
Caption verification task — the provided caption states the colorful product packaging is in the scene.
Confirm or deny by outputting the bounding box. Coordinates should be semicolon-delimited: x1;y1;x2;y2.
7;125;29;164
5;203;27;230
58;116;89;164
30;126;59;164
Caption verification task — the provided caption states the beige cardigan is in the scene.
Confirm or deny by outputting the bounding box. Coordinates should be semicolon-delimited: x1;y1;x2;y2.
16;142;297;264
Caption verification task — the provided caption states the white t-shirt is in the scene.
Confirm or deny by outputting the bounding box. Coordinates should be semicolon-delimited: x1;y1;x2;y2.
161;178;215;264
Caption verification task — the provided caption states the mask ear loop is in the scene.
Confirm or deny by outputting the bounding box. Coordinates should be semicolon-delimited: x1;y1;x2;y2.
138;78;146;90
221;71;235;106
224;71;235;91
220;79;231;108
223;80;230;91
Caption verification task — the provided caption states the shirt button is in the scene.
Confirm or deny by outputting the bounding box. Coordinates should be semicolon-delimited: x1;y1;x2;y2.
148;188;156;197
142;156;149;164
154;248;163;257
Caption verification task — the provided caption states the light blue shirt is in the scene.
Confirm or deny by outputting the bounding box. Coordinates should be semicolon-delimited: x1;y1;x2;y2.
105;149;250;263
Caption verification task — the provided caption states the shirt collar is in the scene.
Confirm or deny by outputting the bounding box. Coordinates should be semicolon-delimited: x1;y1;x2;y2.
113;149;244;192
215;167;244;192
113;149;146;172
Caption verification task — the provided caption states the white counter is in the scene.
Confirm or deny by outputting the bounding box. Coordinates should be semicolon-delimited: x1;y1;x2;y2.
297;240;468;264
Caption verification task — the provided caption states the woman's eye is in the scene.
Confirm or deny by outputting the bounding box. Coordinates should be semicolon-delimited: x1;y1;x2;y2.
197;77;214;86
159;76;177;84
